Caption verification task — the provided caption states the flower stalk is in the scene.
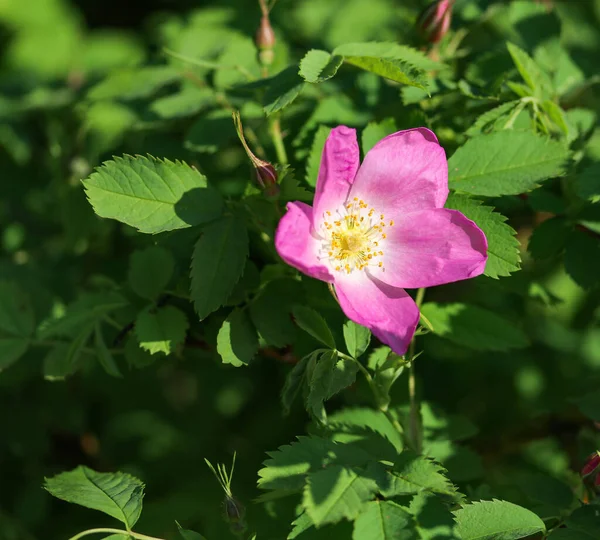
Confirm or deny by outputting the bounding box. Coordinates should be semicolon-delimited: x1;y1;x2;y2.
232;111;280;196
407;287;426;454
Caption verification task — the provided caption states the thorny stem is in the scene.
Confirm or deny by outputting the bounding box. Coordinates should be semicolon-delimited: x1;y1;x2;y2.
408;287;426;454
67;528;164;540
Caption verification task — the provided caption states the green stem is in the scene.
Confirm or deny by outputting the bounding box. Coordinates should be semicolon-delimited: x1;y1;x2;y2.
269;116;288;165
165;290;191;301
407;288;426;453
67;528;164;540
103;316;122;331
337;351;404;435
164;48;256;81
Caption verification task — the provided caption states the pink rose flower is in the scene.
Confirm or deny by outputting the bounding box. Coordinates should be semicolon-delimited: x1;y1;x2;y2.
275;126;487;354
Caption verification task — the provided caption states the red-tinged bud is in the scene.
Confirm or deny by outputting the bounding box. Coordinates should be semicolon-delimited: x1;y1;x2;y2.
256;163;277;186
416;0;454;44
232;111;278;192
582;451;600;477
256;0;276;67
256;15;276;51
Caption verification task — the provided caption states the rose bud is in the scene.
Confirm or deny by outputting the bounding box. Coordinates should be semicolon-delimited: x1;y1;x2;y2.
582;451;600;477
416;0;454;44
232;111;279;194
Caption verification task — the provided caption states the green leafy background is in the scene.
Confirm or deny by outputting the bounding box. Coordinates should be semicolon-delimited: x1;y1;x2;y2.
1;0;600;539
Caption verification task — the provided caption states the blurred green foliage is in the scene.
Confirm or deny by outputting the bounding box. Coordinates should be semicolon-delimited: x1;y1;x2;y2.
1;0;600;539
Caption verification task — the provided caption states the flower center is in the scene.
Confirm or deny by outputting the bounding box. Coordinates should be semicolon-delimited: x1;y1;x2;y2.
318;197;394;275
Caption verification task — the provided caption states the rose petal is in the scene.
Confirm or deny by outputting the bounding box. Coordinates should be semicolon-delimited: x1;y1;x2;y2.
313;126;360;228
334;273;419;355
369;208;487;288
349;128;448;217
275;202;333;282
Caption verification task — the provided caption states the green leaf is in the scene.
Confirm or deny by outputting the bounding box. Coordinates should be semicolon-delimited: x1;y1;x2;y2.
0;338;29;371
176;521;207;540
466;101;522;137
516;472;575;516
184;109;238;154
44;466;145;528
410;493;458;539
574;163;600;202
367;346;391;370
448;131;570;197
190;214;248;320
333;43;428;89
303;465;377;527
214;35;260;89
306;125;331;188
149;86;214;120
343;321;371;359
541;100;569;136
128;246;175;300
453;499;546;540
279;167;313;202
421;303;530;351
250;279;304;348
87;66;180;101
281;351;321;415
507;42;553;99
66;322;95;371
124;337;156;370
548;506;600;540
258;436;335;492
327;408;403;454
527;217;569;260
574;391;600;422
263;66;306;116
0;281;34;337
43;345;73;381
361;119;397;154
299;50;343;83
293;306;336;349
375;452;458;499
216;308;258;367
38;292;128;339
339;56;426;89
352;500;414;540
135;306;189;355
83;155;224;234
564;230;600;289
288;512;313;539
94;324;122;377
308;351;358;422
445;193;520;278
258;436;371;492
332;42;442;71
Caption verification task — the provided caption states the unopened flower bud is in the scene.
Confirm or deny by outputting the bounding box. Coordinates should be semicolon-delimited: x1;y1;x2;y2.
416;0;454;44
223;495;245;522
257;163;279;191
232;111;279;192
582;451;600;477
256;15;276;51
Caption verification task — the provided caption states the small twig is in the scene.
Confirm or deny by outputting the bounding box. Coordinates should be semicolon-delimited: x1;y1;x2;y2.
67;528;164;540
